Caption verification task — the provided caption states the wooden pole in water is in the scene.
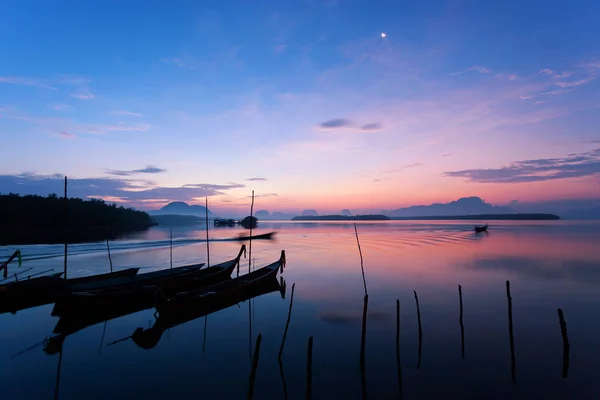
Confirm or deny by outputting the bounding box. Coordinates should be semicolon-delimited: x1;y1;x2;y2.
205;197;210;267
169;228;173;271
459;285;465;359
63;176;68;280
414;290;423;370
557;308;570;378
307;336;314;400
247;333;262;400
278;282;296;360
506;280;516;385
106;232;113;273
360;294;369;400
396;299;403;399
249;190;254;274
354;223;368;296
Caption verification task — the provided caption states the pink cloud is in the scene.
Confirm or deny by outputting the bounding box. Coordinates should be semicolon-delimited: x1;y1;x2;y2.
111;110;142;117
556;77;595;88
57;132;76;139
274;44;288;54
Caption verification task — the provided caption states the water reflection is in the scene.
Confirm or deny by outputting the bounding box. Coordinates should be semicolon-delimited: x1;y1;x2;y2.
2;221;600;398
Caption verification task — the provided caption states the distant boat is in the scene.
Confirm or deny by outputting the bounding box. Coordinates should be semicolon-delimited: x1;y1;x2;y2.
474;224;488;233
235;231;276;241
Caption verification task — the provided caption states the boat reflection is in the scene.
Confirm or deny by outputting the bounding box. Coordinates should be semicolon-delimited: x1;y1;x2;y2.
124;275;287;350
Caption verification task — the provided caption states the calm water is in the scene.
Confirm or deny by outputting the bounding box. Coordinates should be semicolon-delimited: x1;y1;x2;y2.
2;220;600;399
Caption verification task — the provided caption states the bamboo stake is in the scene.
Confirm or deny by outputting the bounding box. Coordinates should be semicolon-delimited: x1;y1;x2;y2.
205;197;210;267
249;190;254;274
360;294;369;400
106;233;113;273
506;281;516;385
414;290;422;370
307;336;314;400
247;333;262;400
459;285;465;359
354;223;368;296
278;283;296;360
63;176;68;280
557;308;570;378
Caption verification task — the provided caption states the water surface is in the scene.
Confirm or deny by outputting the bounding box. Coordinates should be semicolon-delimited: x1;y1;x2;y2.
2;220;600;399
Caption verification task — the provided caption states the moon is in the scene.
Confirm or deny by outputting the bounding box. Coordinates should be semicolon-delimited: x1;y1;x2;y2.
381;32;387;38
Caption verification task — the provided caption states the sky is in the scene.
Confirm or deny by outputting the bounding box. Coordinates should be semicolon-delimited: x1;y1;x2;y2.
1;0;600;215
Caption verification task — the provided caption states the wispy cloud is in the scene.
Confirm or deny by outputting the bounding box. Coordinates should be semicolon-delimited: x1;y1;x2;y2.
111;110;142;117
404;163;422;168
442;153;452;157
49;104;71;112
451;65;492;76
246;177;267;181
241;193;278;199
317;118;383;132
274;44;288;54
58;132;76;140
444;148;600;183
160;57;186;67
0;76;56;90
71;91;95;100
106;166;166;176
556;77;596;88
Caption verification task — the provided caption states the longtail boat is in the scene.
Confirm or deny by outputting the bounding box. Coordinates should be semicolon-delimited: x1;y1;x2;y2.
51;245;247;316
155;250;286;316
130;274;286;350
235;231;276;241
0;249;140;314
474;224;489;233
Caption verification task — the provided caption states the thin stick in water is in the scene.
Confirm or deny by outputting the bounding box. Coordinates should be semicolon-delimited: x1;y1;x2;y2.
414;290;422;370
247;333;262;400
557;308;570;378
106;231;113;273
354;223;368;296
360;294;369;400
396;299;403;399
170;228;173;271
307;336;314;400
249;190;254;274
205;197;210;267
506;280;516;385
459;285;465;359
63;176;68;280
98;321;107;355
278;283;296;360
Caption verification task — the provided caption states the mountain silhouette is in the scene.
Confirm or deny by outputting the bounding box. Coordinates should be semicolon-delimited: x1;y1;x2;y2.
382;196;515;217
149;201;215;218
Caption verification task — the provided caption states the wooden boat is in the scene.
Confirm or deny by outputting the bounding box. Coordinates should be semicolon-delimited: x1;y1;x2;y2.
474;224;489;233
0;268;140;315
155;250;286;316
51;245;246;316
235;231;276;241
130;275;287;350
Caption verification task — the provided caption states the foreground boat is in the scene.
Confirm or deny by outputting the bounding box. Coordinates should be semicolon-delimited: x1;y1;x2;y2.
131;275;287;350
155;250;286;316
52;245;247;316
0;268;140;314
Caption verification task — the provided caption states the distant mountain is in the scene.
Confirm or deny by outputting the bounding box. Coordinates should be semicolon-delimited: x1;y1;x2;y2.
254;210;270;219
382;197;515;217
149;201;216;218
269;212;297;220
301;209;319;216
507;198;600;219
341;209;353;216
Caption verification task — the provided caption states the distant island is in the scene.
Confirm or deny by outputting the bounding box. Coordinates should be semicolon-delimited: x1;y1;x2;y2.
389;213;560;221
0;194;156;245
292;214;390;221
